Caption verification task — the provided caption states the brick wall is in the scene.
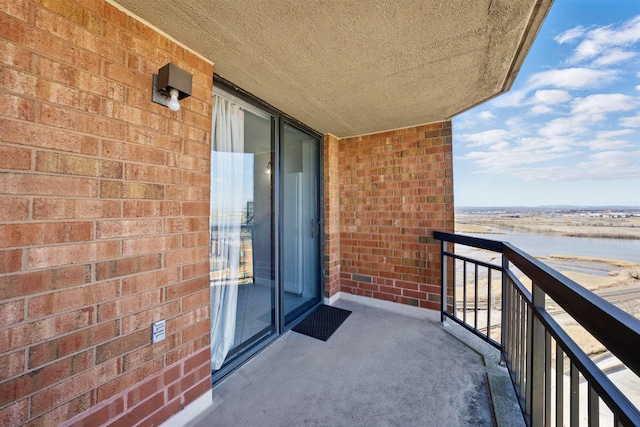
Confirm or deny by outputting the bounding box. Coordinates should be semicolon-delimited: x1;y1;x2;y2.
322;134;340;299
0;1;213;426
333;122;454;310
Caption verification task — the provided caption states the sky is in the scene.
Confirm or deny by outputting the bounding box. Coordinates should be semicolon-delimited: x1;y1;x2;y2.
453;0;640;207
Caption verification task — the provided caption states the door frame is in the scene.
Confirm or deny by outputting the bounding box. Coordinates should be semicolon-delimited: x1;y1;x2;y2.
211;75;324;383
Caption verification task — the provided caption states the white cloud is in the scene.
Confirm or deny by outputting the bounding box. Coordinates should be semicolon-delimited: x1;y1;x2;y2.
477;111;495;120
493;89;527;107
527;68;617;90
569;15;640;64
531;105;553;115
592;49;637;66
620;114;640;127
555;26;586;44
570;93;637;117
531;89;572;105
458;129;510;146
538;94;637;138
581;130;635;151
509;150;640;181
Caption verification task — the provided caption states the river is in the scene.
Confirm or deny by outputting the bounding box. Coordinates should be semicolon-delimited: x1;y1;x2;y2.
458;227;640;265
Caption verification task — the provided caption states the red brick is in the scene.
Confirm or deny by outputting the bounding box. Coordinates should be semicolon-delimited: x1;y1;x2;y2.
0;222;92;249
97;358;163;403
123;334;179;373
165;217;208;233
0;197;29;221
96;219;162;239
120;300;180;335
166;335;208;366
29;321;119;368
0;299;24;328
165;247;208;268
0;350;24;382
35;152;122;178
96;254;161;280
97;289;163;322
29;281;119;319
125;163;183;184
95;329;150;365
167;363;209;401
31;359;119;416
0;350;93;407
181;319;209;344
0;249;22;273
0;265;90;300
29;392;94;427
0;309;92;352
108;390;164;427
182;260;209;280
183;347;210;375
33;198;121;219
0;399;28;427
121;235;180;257
167;306;208;337
123;200;180;217
0;145;31;173
166;277;207;301
102;140;165;165
0;39;31;71
121;268;180;296
1;119;100;155
183;376;211;407
39;104;125;139
27;241;119;269
67;396;124;427
0;172;98;197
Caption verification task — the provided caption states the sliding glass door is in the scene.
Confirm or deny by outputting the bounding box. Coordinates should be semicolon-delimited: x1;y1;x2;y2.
282;122;321;325
210;83;322;374
210;89;276;371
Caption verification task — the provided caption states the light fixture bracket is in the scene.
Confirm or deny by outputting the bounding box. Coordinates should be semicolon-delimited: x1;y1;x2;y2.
151;63;192;109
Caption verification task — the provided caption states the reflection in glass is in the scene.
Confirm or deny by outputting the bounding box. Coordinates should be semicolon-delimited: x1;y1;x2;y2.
210;92;274;370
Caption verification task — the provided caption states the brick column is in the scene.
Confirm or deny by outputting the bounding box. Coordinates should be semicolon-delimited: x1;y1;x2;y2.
323;134;341;299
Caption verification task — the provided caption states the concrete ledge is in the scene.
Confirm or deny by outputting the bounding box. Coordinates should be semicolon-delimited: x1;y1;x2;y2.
325;291;441;322
441;320;525;427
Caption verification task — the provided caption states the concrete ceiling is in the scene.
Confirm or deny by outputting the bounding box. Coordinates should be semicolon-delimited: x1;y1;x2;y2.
112;0;552;137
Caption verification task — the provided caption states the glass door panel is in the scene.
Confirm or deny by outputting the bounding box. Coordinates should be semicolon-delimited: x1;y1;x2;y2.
210;91;275;371
282;122;321;325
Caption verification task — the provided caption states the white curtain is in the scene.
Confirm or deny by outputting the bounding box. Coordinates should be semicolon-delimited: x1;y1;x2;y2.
210;95;245;370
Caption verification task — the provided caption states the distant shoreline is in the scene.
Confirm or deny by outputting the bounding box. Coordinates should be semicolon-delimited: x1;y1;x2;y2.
455;214;640;240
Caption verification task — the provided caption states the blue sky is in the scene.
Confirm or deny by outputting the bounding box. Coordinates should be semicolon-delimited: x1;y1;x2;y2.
453;1;640;207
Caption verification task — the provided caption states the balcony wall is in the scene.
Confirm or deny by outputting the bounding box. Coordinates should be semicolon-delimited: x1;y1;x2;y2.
323;123;454;310
0;1;213;425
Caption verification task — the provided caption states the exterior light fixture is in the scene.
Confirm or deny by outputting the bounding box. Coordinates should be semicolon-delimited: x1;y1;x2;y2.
265;161;272;174
152;63;192;112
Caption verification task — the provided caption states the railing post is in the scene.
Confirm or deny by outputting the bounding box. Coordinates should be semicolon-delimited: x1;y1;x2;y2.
441;239;447;324
500;255;508;365
530;281;546;427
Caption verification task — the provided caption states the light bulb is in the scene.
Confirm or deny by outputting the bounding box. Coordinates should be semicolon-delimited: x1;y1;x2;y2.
167;88;180;111
265;162;272;174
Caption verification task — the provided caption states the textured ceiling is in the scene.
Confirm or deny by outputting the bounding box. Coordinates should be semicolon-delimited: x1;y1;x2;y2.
112;0;552;137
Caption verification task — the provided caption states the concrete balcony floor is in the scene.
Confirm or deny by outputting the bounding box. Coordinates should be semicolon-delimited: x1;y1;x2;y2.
188;300;524;426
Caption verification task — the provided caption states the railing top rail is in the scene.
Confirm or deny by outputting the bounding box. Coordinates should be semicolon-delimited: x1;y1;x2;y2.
434;231;640;378
434;231;504;252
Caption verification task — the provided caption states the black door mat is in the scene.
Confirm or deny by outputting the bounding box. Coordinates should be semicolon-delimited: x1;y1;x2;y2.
292;305;352;341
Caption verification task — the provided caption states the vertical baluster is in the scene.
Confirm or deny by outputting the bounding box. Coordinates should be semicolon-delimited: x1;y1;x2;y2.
514;292;521;392
463;260;467;324
500;257;508;360
545;331;552;426
570;362;579;427
474;263;479;330
530;282;545;426
588;385;599;427
440;240;446;323
556;343;563;427
487;268;492;341
452;258;457;319
520;295;531;402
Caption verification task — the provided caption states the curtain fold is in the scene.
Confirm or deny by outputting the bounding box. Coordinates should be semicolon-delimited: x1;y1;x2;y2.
210;95;245;370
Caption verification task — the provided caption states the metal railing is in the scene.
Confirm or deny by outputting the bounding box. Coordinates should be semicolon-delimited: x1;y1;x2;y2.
434;231;640;427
